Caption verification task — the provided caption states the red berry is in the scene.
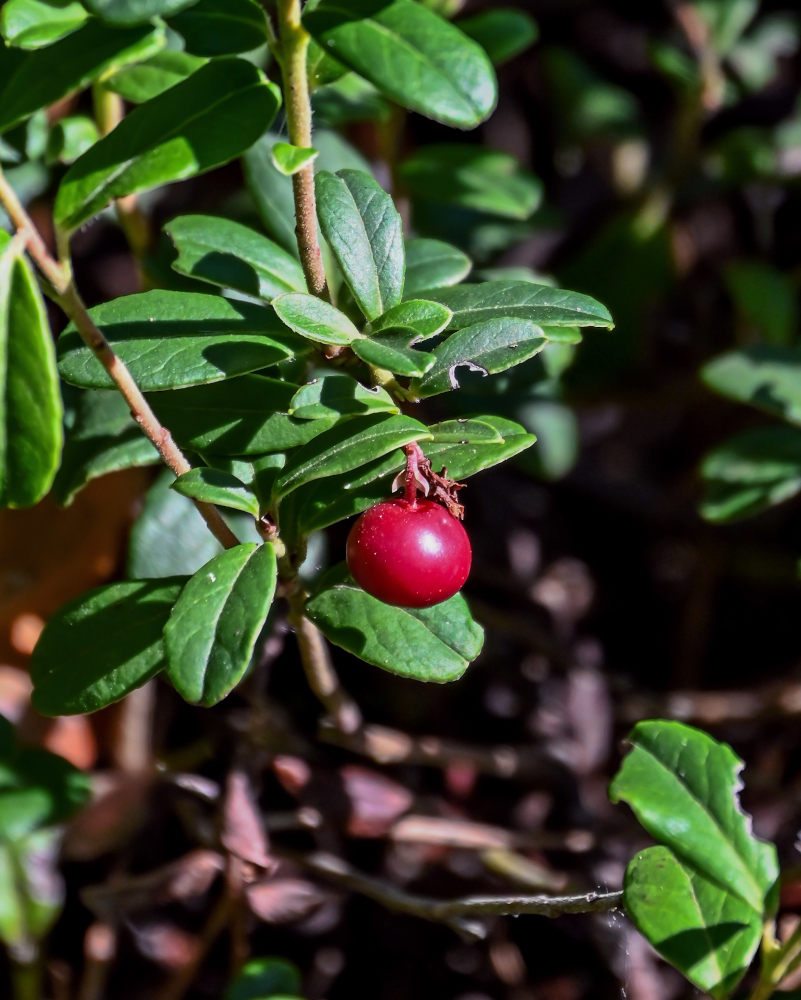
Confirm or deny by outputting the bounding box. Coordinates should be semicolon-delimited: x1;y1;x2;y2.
346;498;472;608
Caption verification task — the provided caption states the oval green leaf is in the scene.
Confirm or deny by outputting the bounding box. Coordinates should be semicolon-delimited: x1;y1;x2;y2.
102;51;208;103
57;291;297;391
165;215;306;301
288;373;398;420
371;299;452;339
315;169;404;321
168;0;268;55
303;0;497;129
31;578;184;716
0;237;63;508
403;238;471;297
307;580;484;682
351;330;436;378
271;141;318;176
411;317;548;398
272;293;360;346
83;0;196;25
164;542;277;706
425;280;614;330
1;0;88;49
54;58;281;229
171;467;260;518
701;345;801;425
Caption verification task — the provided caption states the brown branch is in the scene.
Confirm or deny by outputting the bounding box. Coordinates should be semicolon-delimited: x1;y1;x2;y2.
0;168;240;552
276;0;328;298
283;849;622;939
288;592;362;733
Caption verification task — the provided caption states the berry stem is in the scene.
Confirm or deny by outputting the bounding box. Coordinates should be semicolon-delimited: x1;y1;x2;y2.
403;442;428;505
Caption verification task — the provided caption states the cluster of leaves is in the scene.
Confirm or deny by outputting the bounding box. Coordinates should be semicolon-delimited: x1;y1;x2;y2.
0;1;611;714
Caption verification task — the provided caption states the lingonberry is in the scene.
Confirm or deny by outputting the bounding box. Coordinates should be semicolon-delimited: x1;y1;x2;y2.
346;498;472;608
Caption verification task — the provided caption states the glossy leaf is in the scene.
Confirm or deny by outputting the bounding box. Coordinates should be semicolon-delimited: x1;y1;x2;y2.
273;413;430;499
1;0;88;49
102;50;207;103
403;238;471;297
0;236;63;508
31;579;184;716
624;844;762;999
399;145;542;220
316;169;404;321
272;293;360;346
44;115;99;165
272;141;318;176
456;8;538;65
201;453;285;508
83;0;196;25
0;721;90;840
411;318;548;398
164;543;277;706
425;281;614;330
610;720;778;913
57;291;296;391
225;957;302;1000
165;215;305;300
371;299;452;339
307;580;484;682
288;373;398;420
700;426;801;523
169;0;268;56
54;59;281;229
0;19;164;133
304;0;497;129
425;415;536;478
351;331;436;378
171;468;260;517
52;389;158;505
702;346;801;425
149;375;336;455
0;829;65;950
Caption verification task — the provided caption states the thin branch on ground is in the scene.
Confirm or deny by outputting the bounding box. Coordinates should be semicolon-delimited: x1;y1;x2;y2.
282;849;623;940
0;167;240;552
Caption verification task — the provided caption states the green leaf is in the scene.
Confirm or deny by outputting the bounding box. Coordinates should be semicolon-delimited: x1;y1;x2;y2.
610;720;778;914
411;318;548;398
54;58;280;229
271;141;318;176
288;373;398;420
171;467;260;518
695;0;757;55
399;145;542;220
272;293;360;346
164;543;277;706
425;415;536;478
312;72;391;126
371;299;452;339
307;580;483;682
1;0;88;49
700;426;801;523
83;0;196;25
149;375;336;455
200;453;285;509
165;215;306;300
623;844;762;1000
456;8;538;65
0;19;164;133
403;237;471;297
31;578;184;715
128;470;225;578
273;413;430;500
52;388;158;505
702;346;801;425
0;727;90;840
168;0;268;55
102;50;207;103
225;958;302;1000
44;115;99;165
0;236;63;508
425;281;614;330
57;290;296;391
0;829;66;949
304;0;497;129
724;261;799;346
316;169;404;321
351;331;436;378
